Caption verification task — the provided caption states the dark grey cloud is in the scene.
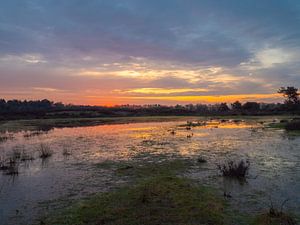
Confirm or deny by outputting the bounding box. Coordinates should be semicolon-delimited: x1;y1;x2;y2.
2;0;299;67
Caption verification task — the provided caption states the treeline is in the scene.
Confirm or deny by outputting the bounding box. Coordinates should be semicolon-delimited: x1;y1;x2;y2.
0;99;299;120
0;87;299;120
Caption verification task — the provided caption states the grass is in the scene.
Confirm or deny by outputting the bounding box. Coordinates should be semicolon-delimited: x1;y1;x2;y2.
62;147;72;156
42;157;299;225
43;175;226;225
0;146;35;176
218;159;250;179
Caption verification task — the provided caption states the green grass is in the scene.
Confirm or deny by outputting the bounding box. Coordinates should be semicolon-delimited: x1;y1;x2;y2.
43;175;226;225
41;158;299;225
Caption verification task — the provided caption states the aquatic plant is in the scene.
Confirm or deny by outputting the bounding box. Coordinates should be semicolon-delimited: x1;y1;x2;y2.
218;159;250;178
38;143;53;159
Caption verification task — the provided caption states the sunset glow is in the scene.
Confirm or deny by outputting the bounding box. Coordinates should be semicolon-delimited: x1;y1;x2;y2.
1;1;300;105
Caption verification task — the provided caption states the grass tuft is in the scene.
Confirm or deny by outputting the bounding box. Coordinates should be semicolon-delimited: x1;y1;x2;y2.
218;159;250;179
38;143;53;159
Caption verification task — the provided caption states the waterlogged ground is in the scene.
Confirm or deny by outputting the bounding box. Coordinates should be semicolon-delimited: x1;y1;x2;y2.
0;117;300;224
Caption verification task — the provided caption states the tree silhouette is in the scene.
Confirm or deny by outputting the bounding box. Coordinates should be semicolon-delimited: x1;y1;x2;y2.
278;86;299;106
231;101;242;111
242;102;260;111
219;103;229;112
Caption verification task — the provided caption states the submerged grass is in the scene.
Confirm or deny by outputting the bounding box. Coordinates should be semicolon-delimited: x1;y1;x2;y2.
44;175;226;225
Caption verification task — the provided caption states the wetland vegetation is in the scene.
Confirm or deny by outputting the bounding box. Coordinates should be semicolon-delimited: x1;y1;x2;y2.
0;116;299;225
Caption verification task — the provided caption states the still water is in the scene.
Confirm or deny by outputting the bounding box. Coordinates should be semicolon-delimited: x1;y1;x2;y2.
0;118;299;224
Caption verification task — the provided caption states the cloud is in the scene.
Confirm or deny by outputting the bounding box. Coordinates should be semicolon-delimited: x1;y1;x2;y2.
0;0;300;104
0;54;46;64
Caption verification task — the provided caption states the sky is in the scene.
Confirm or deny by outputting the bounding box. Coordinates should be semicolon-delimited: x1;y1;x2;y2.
0;0;300;106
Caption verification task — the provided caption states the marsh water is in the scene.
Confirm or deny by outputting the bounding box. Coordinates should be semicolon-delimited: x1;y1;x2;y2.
0;117;300;224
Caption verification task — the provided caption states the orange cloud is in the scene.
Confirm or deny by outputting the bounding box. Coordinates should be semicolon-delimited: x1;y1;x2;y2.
79;93;282;106
119;93;282;104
